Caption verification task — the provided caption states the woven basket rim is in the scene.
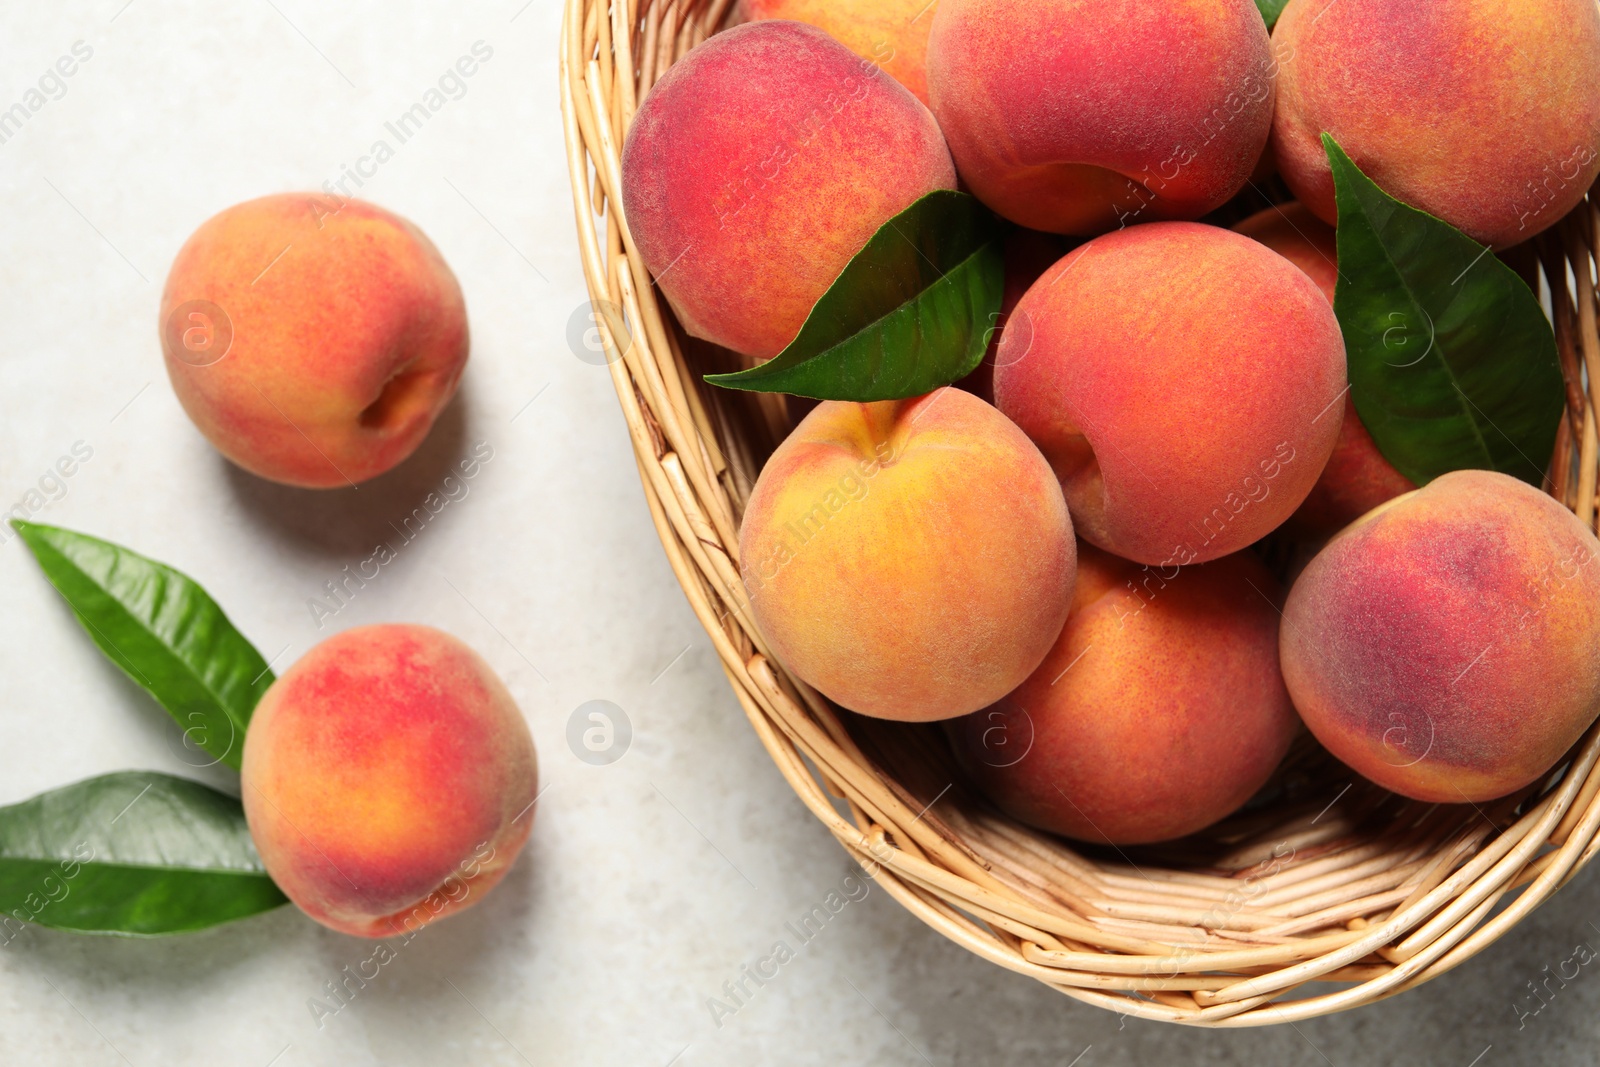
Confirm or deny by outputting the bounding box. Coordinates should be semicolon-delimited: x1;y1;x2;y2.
560;0;1600;1026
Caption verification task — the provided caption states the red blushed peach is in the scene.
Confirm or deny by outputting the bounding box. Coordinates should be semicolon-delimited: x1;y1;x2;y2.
161;195;468;489
1271;0;1600;249
621;20;956;361
947;544;1297;845
740;388;1075;722
737;0;939;105
241;625;538;938
1233;203;1415;536
926;0;1274;235
1281;471;1600;803
995;222;1346;566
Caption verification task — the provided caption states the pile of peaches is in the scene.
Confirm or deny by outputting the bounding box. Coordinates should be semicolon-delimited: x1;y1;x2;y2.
619;0;1600;844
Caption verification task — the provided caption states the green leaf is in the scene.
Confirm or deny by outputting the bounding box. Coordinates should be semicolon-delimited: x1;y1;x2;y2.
1255;0;1290;29
705;190;1006;401
10;521;272;770
0;771;287;936
1325;135;1564;488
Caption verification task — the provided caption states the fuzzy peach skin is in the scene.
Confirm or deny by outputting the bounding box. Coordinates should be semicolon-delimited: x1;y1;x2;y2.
926;0;1274;235
241;625;538;938
1271;0;1600;250
994;222;1346;567
1281;471;1600;803
161;195;467;488
947;544;1297;845
1233;203;1415;536
740;388;1075;722
1233;201;1340;302
621;21;955;361
737;0;939;105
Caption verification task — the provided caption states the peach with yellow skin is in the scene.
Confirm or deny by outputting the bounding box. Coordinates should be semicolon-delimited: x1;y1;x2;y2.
947;544;1297;845
740;388;1075;722
241;625;538;938
161;195;468;488
926;0;1273;235
995;221;1346;566
621;20;956;361
737;0;940;105
1281;471;1600;803
1233;203;1415;536
1271;0;1600;250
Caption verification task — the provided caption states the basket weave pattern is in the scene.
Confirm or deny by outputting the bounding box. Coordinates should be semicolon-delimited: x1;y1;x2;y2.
561;0;1600;1025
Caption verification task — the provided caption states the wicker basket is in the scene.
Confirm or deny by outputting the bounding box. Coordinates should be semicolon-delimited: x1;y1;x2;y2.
560;0;1600;1025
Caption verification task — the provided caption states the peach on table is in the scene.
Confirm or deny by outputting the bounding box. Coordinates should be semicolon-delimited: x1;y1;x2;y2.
161;194;468;489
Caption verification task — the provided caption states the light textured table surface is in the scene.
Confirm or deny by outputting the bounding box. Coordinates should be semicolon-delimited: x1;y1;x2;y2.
2;3;1598;1064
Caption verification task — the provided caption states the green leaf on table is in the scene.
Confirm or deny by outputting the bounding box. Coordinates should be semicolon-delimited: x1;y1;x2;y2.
1255;0;1290;29
705;189;1005;401
1326;134;1564;488
10;521;273;770
0;771;286;936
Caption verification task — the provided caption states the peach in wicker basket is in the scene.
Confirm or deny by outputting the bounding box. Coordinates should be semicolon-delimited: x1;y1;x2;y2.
559;0;1600;1025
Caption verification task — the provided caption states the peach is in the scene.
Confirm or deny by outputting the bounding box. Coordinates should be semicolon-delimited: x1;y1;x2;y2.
1281;471;1600;803
947;544;1297;845
1233;203;1415;536
737;0;939;105
621;20;955;360
161;194;467;489
926;0;1274;235
740;387;1075;722
241;625;538;938
1271;0;1600;249
994;222;1346;567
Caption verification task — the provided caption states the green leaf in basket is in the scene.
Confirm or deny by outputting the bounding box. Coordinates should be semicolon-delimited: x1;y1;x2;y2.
704;190;1006;401
1255;0;1290;29
10;521;273;770
1326;134;1564;488
0;771;287;937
